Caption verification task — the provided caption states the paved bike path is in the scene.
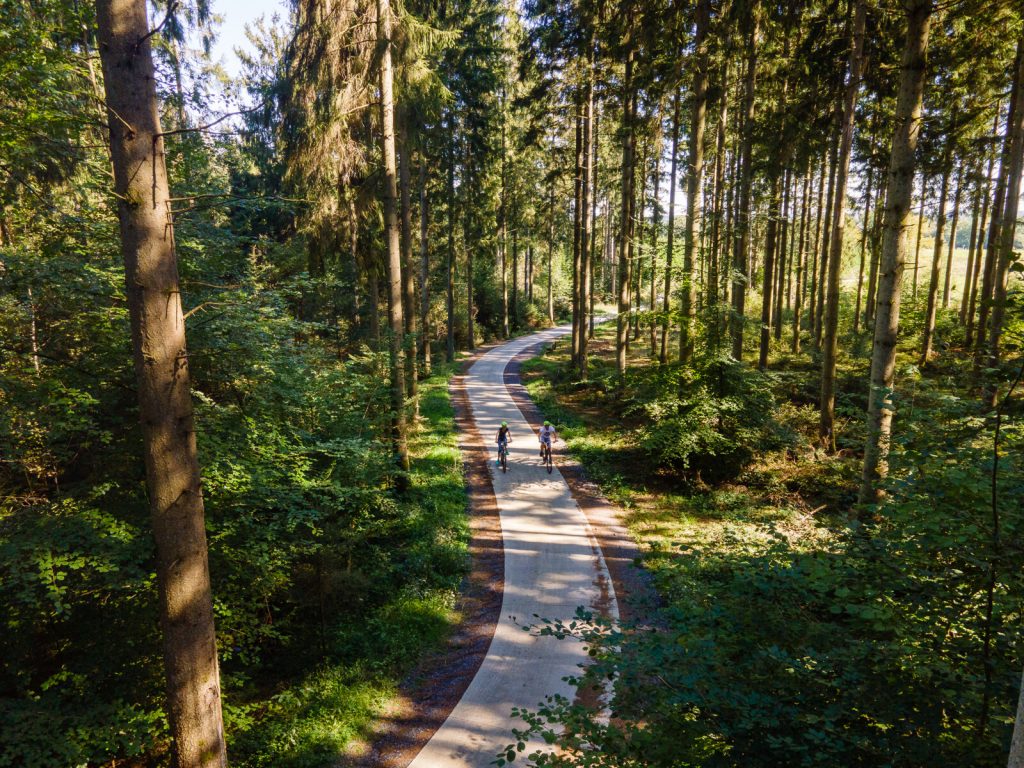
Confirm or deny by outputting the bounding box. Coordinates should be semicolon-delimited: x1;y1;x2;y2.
407;326;618;768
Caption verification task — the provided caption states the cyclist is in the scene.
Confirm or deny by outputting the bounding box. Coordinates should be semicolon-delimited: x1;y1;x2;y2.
538;420;556;459
496;421;512;466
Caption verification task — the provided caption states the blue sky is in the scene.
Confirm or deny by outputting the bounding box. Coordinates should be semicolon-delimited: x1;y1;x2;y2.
209;0;288;75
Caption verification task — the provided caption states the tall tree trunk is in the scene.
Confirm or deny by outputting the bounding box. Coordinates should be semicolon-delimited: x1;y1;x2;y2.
942;165;963;308
707;66;728;354
855;162;875;333
773;167;791;342
816;131;840;350
912;178;926;301
377;0;410;479
960;164;982;326
921;154;952;364
682;0;709;364
793;169;811;352
859;0;932;504
548;174;556;324
647;128;663;360
759;175;782;370
617;49;636;378
632;134;650;346
865;173;885;324
820;0;866;453
986;41;1024;392
808;154;827;335
589;108;600;339
966;143;996;345
731;8;759;361
466;197;475;350
398;114;418;409
512;227;519;330
500;96;510;339
661;89;681;364
419;160;431;376
572;94;584;364
579;54;594;377
94;1;227;764
446;121;456;363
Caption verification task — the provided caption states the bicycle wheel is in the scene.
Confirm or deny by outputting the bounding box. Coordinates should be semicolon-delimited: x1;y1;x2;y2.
501;448;507;473
544;445;552;473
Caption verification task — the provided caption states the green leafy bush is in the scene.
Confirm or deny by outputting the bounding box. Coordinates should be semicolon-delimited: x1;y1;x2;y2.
635;356;787;482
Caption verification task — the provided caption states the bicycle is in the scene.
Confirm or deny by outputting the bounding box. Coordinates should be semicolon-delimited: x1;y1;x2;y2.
540;440;552;473
498;440;509;473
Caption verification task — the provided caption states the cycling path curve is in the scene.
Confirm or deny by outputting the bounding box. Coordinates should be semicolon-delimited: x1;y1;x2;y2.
406;324;618;768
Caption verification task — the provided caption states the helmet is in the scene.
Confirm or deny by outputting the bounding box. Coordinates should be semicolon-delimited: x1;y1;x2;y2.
501;421;507;426
544;421;551;426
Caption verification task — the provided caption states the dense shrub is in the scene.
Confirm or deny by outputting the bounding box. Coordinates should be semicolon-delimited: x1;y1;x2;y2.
635;356;789;482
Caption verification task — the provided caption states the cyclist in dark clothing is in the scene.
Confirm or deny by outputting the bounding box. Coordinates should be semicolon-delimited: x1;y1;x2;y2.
496;421;512;466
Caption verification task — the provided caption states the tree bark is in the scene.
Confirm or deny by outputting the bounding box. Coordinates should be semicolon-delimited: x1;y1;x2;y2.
579;54;594;377
859;0;931;504
730;8;759;361
572;93;584;363
793;169;811;352
942;164;963;309
661;90;681;364
986;40;1024;390
419;160;431;375
816;130;839;350
617;48;636;378
446;119;456;363
548;174;556;324
707;66;728;354
94;1;227;764
912;177;926;301
808;153;826;335
759;175;782;370
774;167;791;342
855;161;875;333
376;0;411;479
966;143;995;346
921;154;952;364
681;0;709;364
820;0;866;453
398;114;418;408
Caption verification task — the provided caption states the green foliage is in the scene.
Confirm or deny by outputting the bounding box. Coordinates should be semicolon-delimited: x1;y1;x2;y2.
636;356;786;482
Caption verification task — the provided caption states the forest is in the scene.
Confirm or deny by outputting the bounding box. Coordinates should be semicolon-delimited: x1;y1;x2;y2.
1;0;1023;766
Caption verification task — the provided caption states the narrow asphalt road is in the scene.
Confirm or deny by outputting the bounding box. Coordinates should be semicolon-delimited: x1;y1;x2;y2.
407;325;619;768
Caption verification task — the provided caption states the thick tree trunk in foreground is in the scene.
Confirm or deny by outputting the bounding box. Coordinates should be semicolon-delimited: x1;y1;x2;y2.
859;0;931;504
820;0;866;453
94;1;227;765
731;8;759;361
377;0;411;479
